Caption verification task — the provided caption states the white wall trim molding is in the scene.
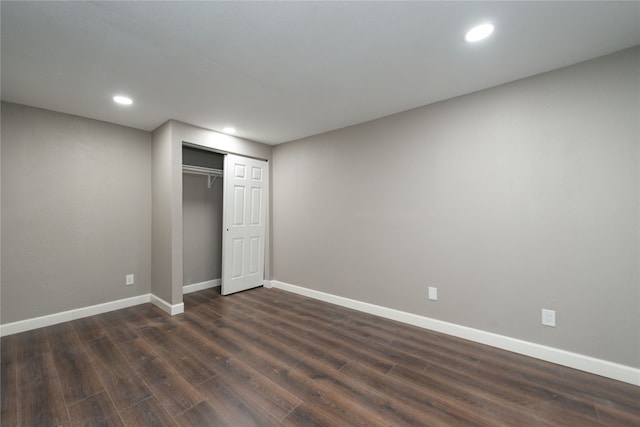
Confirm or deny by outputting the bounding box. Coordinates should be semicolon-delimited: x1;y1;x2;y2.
0;291;189;336
0;294;151;337
151;294;185;315
270;280;640;386
263;280;273;289
183;278;221;294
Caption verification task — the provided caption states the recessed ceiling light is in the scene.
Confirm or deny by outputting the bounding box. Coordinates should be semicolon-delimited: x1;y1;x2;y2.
113;95;133;105
222;127;236;134
465;23;495;42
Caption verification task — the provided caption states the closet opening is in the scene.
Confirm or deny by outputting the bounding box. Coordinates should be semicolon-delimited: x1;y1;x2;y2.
182;145;225;296
181;144;269;297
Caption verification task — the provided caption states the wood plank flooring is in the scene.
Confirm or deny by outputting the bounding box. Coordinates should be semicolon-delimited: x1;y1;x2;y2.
1;286;639;426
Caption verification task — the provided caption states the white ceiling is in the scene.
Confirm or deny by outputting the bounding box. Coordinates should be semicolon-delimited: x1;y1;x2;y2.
2;1;639;145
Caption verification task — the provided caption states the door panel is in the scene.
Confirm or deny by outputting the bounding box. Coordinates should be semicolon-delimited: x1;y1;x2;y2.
233;186;245;225
222;154;268;295
231;238;244;279
249;237;260;275
250;188;262;225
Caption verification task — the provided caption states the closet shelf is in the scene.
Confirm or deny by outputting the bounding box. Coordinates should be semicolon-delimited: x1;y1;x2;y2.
182;165;223;188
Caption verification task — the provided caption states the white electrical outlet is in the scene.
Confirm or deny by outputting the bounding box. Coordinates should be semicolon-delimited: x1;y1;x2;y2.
542;309;556;327
126;274;135;286
428;287;438;301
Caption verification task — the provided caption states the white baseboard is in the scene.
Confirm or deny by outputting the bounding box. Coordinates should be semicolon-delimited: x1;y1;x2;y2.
270;280;640;387
150;294;184;315
0;294;151;337
263;280;273;289
0;292;188;336
183;278;221;294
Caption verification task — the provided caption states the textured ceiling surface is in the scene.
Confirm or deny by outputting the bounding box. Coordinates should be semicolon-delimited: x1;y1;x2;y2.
2;1;639;144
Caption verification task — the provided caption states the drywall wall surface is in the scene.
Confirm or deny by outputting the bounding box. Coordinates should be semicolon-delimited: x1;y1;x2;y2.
1;102;152;323
174;120;272;161
272;47;640;367
183;173;223;286
151;121;174;303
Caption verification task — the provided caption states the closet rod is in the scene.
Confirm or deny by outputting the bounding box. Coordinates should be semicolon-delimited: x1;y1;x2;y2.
182;165;223;176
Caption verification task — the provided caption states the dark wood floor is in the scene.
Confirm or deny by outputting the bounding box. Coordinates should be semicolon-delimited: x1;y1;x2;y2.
1;287;639;426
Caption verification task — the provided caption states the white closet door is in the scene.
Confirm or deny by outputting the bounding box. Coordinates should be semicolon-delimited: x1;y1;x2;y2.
221;154;268;295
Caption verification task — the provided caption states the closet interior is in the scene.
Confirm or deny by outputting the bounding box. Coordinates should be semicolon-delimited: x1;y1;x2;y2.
182;145;225;292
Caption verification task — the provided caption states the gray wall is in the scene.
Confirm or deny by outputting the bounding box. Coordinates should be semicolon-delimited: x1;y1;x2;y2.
272;47;640;367
182;173;223;286
151;121;174;303
1;102;152;323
